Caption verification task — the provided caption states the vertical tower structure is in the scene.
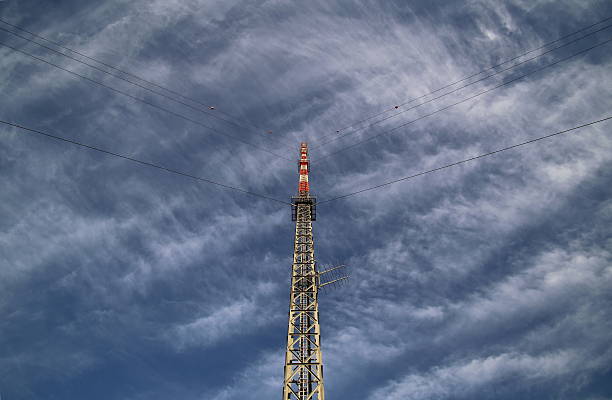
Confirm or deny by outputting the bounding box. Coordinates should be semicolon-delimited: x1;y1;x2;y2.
283;142;324;400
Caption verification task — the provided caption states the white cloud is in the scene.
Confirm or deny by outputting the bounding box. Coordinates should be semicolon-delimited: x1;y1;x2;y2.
167;281;279;350
370;351;578;400
207;350;283;400
1;0;611;398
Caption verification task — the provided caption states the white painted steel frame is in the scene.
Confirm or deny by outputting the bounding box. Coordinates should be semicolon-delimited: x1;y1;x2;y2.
283;201;325;400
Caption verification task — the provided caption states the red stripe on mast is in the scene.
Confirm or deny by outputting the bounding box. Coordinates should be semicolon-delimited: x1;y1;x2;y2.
298;142;310;194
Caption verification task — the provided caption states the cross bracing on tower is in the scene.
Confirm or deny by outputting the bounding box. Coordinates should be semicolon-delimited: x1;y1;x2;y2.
283;143;325;400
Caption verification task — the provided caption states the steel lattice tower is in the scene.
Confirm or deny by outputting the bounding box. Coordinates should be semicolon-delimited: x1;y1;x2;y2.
283;142;325;400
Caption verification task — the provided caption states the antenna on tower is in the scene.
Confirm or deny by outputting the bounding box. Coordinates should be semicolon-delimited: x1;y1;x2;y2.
317;264;350;290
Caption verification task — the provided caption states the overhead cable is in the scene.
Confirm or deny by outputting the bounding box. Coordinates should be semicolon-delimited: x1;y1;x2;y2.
0;41;293;162
0;119;291;206
0;25;295;150
323;15;612;139
317;116;612;205
0;17;271;138
312;37;612;164
311;22;612;149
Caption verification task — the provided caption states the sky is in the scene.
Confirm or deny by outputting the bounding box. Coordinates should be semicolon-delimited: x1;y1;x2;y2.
1;0;612;399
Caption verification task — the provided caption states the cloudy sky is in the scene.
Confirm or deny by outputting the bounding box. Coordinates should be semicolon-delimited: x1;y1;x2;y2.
1;0;611;399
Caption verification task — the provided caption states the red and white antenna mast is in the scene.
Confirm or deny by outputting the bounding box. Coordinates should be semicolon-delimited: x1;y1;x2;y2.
298;142;310;194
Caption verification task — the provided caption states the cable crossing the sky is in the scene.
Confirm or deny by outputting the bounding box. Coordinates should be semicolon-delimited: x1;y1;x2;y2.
311;21;612;149
317;116;612;205
0;25;296;151
0;119;291;206
0;17;274;140
0;41;293;162
311;36;612;164
319;15;612;141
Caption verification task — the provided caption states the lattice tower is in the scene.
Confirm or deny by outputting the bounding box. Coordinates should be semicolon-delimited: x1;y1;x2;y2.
283;142;325;400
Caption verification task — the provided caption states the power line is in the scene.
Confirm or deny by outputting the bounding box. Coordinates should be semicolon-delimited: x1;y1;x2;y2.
0;25;296;151
0;17;271;137
317;116;612;205
312;37;612;164
314;23;612;148
0;41;293;162
311;22;612;149
322;15;612;139
0;119;292;206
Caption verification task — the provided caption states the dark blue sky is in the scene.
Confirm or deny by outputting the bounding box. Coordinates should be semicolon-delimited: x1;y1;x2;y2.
1;0;612;399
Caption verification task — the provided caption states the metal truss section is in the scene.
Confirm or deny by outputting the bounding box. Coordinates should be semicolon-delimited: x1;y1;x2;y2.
283;200;325;400
291;195;316;221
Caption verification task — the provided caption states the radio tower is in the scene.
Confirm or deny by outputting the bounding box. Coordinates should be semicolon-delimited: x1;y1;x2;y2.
283;142;325;400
